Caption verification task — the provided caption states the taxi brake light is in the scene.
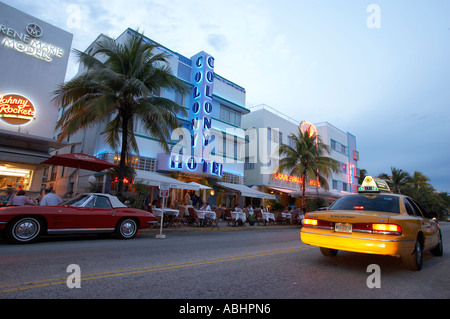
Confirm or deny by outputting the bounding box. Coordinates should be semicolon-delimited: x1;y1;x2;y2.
372;223;402;234
303;219;318;226
303;218;333;229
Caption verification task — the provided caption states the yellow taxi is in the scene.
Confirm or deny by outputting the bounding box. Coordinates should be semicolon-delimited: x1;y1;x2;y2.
300;176;443;270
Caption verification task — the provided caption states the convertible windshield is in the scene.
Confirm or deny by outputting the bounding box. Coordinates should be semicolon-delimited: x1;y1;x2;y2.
63;195;90;207
329;194;400;213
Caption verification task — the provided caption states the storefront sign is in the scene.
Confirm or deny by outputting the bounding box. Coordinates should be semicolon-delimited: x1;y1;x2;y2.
0;93;36;125
0;23;64;62
274;172;321;187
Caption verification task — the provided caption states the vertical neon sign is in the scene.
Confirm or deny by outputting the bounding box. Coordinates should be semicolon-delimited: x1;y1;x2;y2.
185;52;223;177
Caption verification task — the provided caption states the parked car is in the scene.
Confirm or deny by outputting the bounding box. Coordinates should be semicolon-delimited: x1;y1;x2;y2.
0;193;156;244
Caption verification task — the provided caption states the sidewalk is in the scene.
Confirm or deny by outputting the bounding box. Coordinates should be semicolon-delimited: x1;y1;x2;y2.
142;220;302;233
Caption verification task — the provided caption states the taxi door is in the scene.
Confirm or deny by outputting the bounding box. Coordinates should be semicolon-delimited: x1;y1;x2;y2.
406;198;439;250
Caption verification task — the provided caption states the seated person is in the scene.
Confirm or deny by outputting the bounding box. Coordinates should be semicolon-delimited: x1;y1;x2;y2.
200;202;211;211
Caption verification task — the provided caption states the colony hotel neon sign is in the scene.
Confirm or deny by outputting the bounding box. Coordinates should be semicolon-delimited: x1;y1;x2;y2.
0;93;36;125
160;52;223;177
0;23;64;62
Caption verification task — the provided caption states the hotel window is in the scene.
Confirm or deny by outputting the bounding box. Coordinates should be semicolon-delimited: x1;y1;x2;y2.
331;139;347;155
331;140;336;150
332;180;338;190
288;136;295;148
175;91;186;107
244;157;254;170
220;104;241;126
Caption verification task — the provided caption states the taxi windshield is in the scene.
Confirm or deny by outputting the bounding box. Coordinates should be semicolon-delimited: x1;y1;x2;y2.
329;194;400;213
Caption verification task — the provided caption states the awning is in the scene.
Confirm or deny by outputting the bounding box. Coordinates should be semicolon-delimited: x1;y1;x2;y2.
135;171;199;190
268;186;297;194
216;182;276;200
188;182;212;189
291;189;342;199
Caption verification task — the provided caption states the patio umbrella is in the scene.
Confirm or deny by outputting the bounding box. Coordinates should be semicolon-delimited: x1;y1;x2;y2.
41;153;117;194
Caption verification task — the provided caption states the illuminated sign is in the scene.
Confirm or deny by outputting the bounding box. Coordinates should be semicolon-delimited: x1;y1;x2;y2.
300;121;317;138
157;153;223;178
0;23;64;62
157;52;223;178
0;93;36;125
273;172;321;187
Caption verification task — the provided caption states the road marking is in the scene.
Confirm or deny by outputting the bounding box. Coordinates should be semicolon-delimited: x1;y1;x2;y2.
0;246;312;294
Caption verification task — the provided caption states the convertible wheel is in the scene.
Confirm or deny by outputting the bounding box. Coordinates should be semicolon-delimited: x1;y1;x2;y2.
116;218;138;239
402;239;422;271
7;217;43;244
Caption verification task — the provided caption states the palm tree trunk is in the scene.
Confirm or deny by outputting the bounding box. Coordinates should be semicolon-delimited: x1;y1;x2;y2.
301;169;307;214
118;111;129;194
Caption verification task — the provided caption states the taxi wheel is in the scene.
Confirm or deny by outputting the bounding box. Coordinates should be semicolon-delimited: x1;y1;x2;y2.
402;239;422;271
320;247;338;257
430;234;443;257
116;218;138;239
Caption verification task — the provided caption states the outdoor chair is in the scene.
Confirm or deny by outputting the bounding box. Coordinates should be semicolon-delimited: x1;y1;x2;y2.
254;209;266;226
224;209;235;227
209;208;222;228
275;212;284;225
173;208;186;227
188;207;200;227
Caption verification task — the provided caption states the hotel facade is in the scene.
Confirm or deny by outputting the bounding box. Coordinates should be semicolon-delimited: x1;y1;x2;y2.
51;28;275;207
241;104;360;206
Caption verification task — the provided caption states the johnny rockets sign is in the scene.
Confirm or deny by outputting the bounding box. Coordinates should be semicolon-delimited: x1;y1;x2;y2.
0;93;36;125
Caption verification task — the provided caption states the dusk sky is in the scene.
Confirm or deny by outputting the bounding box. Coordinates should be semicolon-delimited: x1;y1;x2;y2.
5;0;450;192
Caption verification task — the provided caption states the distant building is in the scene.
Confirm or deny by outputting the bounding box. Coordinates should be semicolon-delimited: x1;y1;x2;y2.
241;104;360;206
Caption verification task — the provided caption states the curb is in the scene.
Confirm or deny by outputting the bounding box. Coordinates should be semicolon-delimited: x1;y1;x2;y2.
141;223;302;233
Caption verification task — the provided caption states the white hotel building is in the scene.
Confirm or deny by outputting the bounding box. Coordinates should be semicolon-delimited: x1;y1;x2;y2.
242;104;360;206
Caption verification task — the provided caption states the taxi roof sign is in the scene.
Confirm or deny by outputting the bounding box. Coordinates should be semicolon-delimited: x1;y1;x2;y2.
358;176;391;193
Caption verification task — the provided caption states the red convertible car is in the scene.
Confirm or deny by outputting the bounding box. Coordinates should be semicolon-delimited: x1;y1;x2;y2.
0;193;156;244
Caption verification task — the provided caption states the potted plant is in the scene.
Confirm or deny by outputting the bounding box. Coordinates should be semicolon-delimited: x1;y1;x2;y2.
247;212;256;226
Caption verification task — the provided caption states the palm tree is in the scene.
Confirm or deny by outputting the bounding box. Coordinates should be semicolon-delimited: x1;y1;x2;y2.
378;167;410;194
53;33;188;193
411;171;431;190
278;127;340;214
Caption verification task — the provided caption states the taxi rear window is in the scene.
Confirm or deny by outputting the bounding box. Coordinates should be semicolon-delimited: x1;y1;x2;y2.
329;195;400;213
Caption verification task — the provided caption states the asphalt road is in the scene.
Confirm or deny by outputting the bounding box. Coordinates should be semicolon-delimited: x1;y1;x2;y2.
1;223;449;300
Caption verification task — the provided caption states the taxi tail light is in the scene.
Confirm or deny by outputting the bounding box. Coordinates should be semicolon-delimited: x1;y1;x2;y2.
303;218;333;229
372;223;402;235
353;223;402;235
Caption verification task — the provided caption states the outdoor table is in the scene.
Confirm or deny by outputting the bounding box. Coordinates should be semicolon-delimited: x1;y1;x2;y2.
262;212;275;222
195;210;217;227
282;213;292;219
152;208;179;227
152;208;179;217
231;211;246;223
